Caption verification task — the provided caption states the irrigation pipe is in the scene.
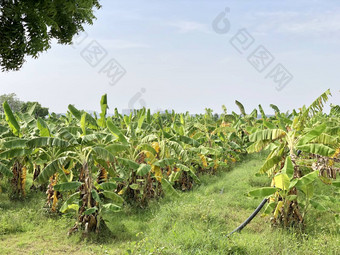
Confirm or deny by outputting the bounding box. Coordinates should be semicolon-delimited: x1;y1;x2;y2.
226;198;268;237
226;150;302;237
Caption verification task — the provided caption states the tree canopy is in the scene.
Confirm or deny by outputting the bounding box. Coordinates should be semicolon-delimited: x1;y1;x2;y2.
21;101;49;118
0;93;23;113
0;93;49;118
0;0;101;71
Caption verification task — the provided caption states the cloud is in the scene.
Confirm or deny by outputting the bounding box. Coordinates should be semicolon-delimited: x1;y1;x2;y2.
248;10;340;37
100;39;150;49
167;21;211;34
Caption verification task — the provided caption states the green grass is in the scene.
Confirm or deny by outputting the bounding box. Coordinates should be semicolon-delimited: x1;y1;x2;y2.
0;153;339;254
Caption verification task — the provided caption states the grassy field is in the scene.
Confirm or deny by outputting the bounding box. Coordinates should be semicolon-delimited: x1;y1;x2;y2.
0;152;339;255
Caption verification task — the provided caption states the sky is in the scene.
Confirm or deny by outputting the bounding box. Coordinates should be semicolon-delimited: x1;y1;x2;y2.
0;0;339;115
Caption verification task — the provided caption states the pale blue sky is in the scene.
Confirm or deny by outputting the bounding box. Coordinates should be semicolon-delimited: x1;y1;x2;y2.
0;0;339;114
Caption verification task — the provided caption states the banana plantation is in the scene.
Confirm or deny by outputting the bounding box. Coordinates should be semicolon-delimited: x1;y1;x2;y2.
0;89;339;237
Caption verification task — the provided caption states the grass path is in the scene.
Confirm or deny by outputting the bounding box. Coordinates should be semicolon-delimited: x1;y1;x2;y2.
1;153;339;254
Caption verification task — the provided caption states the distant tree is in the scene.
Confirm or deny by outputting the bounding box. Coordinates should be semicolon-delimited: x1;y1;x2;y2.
0;93;49;118
21;101;49;118
330;104;340;117
0;0;101;71
0;93;23;113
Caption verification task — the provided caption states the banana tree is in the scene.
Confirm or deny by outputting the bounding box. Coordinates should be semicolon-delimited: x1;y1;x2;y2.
247;90;339;227
0;101;38;198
